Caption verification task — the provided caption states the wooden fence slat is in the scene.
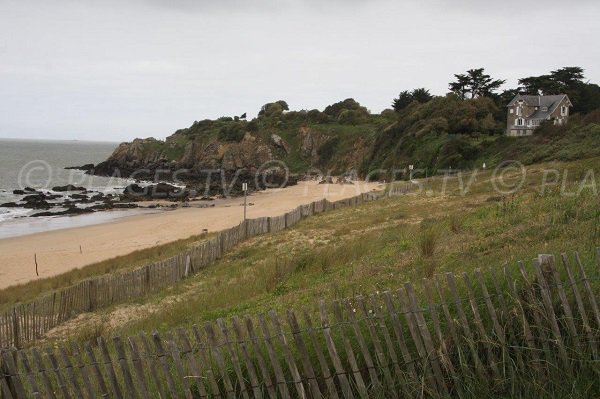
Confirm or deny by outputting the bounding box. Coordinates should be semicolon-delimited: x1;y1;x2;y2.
191;325;222;398
531;257;570;369
286;310;323;399
32;347;57;399
317;302;355;399
329;301;368;399
243;317;277;399
382;292;417;379
57;345;85;399
204;322;236;398
1;351;28;399
46;347;72;399
545;256;581;350
112;337;140;399
445;273;487;380
268;311;307;399
560;254;598;359
127;336;152;399
300;310;341;399
574;252;600;330
366;295;409;396
0;352;15;399
395;287;438;392
215;319;250;399
355;297;397;398
150;331;179;399
404;283;449;396
230;318;263;399
422;280;463;398
69;342;95;399
83;342;109;399
460;273;501;382
256;314;291;399
139;332;169;399
97;336;123;399
164;331;194;399
176;327;208;399
17;351;42;399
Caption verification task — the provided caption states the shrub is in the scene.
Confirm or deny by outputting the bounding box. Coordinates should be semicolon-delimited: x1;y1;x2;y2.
419;228;439;257
218;123;246;142
337;109;369;125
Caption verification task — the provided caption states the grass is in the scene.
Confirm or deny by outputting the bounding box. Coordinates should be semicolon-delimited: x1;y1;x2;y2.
28;156;597;345
6;156;600;398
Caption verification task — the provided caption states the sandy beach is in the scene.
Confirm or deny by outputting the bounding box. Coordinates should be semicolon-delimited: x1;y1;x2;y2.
0;181;381;289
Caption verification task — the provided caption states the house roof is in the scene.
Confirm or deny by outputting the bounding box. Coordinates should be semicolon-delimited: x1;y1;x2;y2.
507;94;571;120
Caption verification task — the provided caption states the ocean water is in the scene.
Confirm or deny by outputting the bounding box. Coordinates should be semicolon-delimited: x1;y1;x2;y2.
0;138;147;237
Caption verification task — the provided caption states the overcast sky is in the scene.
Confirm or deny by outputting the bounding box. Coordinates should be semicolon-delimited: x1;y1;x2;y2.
1;0;599;142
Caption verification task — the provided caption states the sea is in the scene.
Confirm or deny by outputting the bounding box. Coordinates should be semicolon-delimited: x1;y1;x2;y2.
0;138;152;239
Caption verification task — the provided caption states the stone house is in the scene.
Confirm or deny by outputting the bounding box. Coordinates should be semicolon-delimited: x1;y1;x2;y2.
506;94;572;136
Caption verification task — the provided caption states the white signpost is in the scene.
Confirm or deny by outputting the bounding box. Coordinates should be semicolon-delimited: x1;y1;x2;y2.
242;183;248;221
409;164;414;181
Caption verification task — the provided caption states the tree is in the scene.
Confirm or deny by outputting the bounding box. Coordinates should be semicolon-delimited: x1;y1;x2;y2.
324;98;367;118
518;75;561;95
392;90;413;111
516;67;600;113
392;88;433;111
449;68;505;99
275;100;289;111
411;88;433;103
258;101;285;117
551;67;584;87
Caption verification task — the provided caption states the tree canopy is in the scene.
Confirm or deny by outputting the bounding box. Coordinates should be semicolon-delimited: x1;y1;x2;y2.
392;88;433;111
449;68;506;99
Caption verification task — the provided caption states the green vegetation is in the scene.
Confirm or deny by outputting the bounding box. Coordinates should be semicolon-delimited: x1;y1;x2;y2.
41;156;599;345
116;66;600;186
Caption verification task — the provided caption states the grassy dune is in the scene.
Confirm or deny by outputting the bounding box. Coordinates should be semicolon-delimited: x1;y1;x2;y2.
38;156;600;344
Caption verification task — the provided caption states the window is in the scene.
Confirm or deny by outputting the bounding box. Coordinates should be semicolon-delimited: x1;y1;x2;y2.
515;118;524;126
516;107;522;116
561;105;568;116
509;109;514;114
541;107;548;112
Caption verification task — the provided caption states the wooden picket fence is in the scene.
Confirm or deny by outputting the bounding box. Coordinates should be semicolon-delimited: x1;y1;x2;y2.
1;250;599;398
0;191;384;349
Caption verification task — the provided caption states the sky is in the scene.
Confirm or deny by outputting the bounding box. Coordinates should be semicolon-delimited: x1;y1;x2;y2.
0;0;599;142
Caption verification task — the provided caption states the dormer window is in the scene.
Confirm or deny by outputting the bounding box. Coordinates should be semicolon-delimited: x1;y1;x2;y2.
561;105;568;116
541;107;548;112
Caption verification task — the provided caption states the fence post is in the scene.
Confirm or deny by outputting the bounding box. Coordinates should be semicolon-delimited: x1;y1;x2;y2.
11;309;19;350
88;280;97;312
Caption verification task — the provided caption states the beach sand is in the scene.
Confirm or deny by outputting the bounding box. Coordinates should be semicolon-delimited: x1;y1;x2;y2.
0;181;381;289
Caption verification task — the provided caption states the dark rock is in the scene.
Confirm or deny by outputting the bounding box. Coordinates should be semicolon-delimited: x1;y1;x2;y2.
90;193;105;201
52;184;86;192
31;206;95;217
65;164;94;171
1;202;20;208
112;203;138;209
69;193;89;201
123;183;188;201
12;189;26;195
24;187;37;192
